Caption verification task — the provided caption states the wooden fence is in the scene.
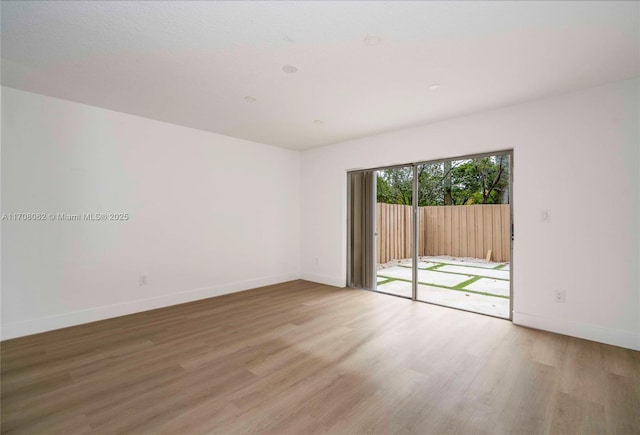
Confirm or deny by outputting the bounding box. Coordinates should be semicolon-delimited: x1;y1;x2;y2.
376;203;511;263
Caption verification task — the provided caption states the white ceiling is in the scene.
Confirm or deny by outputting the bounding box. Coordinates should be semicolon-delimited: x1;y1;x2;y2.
2;1;639;150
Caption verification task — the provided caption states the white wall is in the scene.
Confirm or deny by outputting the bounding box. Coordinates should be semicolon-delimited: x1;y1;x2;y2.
3;80;639;351
301;79;640;350
1;87;301;339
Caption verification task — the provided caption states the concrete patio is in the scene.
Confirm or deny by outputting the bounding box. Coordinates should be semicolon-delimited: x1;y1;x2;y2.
376;256;510;318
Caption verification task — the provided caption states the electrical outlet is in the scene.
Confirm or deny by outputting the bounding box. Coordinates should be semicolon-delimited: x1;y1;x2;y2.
315;257;320;266
554;290;565;303
139;275;147;286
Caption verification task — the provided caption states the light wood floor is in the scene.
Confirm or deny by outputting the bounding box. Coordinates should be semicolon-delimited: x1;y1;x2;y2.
1;280;639;434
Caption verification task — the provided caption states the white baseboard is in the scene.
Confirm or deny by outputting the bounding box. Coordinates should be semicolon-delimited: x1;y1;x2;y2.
1;273;300;341
513;311;639;351
300;272;345;288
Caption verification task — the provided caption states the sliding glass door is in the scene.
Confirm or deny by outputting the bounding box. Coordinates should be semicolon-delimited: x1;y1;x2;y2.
348;152;512;319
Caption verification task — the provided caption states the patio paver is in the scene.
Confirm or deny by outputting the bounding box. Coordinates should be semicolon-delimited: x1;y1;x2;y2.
464;278;510;297
437;264;510;280
377;266;472;287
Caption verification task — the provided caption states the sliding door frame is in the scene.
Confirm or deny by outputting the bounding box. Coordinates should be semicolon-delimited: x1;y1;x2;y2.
347;149;514;320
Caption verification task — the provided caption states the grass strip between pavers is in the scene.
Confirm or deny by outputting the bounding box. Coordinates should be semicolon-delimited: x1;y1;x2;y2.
398;263;510;281
400;261;509;272
376;275;509;299
453;276;482;290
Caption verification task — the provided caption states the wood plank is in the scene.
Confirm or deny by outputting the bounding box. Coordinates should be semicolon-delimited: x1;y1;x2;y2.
427;207;432;256
394;204;399;260
380;202;385;264
426;207;433;256
427;207;434;256
398;204;403;260
433;207;440;256
422;207;428;256
460;206;468;258
502;204;510;262
452;206;460;257
403;206;408;259
398;205;402;260
467;206;476;260
384;203;389;263
403;205;408;259
389;204;394;261
407;206;413;259
483;205;493;257
375;203;379;264
475;206;484;259
493;205;503;262
388;204;393;262
438;206;445;257
444;206;452;256
393;204;398;261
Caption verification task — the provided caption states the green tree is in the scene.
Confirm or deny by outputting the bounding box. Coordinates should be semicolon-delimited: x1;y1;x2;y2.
376;167;413;205
376;156;509;206
417;162;444;206
451;161;482;205
448;156;509;204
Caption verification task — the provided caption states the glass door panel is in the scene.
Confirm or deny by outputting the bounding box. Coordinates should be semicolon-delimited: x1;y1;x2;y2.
416;155;511;318
374;167;414;298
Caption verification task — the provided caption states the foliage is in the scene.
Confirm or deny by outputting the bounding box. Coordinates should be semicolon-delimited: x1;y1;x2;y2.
376;155;509;206
376;166;413;205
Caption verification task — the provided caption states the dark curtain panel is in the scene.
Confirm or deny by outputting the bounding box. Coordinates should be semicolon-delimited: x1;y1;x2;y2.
349;171;376;289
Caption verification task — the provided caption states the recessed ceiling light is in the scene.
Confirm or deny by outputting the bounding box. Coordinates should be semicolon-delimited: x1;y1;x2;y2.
282;64;298;73
364;35;381;46
313;120;324;125
244;96;256;103
428;84;442;91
